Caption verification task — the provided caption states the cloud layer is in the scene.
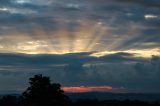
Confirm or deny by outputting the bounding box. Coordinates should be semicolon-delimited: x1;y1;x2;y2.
0;52;159;93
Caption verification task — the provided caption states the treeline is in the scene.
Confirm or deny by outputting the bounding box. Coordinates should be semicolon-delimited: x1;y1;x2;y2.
0;96;160;106
0;74;159;106
73;99;160;106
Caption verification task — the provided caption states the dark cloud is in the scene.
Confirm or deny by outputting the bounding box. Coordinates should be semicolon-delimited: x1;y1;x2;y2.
133;56;160;92
0;52;146;67
0;52;159;93
134;56;160;75
116;0;160;8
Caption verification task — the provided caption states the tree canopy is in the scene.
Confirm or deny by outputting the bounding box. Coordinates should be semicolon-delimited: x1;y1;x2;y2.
22;74;70;106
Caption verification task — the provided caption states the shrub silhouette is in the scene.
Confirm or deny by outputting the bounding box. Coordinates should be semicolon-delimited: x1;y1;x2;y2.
22;74;70;106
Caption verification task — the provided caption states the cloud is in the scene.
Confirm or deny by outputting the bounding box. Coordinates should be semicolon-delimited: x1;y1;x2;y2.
134;56;160;76
116;0;160;8
133;56;160;92
0;0;160;53
0;52;159;93
0;51;147;67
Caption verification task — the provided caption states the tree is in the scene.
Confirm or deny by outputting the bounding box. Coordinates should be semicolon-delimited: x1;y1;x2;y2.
0;95;17;106
22;74;70;106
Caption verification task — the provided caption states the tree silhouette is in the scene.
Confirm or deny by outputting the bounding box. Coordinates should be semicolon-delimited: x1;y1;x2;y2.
0;95;17;106
22;74;70;106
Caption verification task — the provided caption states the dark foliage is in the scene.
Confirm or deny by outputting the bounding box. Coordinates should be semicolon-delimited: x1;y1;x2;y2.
0;95;17;106
22;74;70;106
73;99;160;106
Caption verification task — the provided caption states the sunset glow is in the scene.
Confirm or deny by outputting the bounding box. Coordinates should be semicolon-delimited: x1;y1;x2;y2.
63;86;113;93
90;48;160;58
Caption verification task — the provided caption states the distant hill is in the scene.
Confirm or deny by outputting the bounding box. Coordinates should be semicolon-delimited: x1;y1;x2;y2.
1;92;160;102
65;92;160;102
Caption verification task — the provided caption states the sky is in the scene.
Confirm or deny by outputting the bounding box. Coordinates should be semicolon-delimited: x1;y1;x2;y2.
0;0;160;94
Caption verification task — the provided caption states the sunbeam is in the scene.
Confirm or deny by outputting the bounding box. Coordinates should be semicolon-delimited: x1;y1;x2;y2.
0;18;159;58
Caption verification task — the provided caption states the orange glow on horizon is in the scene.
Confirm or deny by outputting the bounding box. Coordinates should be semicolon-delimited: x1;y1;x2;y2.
62;86;113;93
